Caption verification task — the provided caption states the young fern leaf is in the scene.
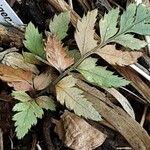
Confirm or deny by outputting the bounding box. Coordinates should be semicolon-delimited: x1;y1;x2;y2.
112;34;147;50
100;8;119;42
100;3;150;50
12;91;32;102
77;57;129;88
13;101;43;139
12;91;43;139
23;22;45;58
56;75;102;121
118;3;137;34
44;35;74;72
12;91;56;139
119;4;150;35
49;12;70;40
75;10;98;55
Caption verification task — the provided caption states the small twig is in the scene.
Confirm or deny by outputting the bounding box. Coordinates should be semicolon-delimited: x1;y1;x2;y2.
36;142;42;150
9;136;14;149
107;0;124;10
145;36;150;56
143;55;150;68
92;0;112;11
31;135;37;150
120;87;146;104
0;97;11;102
68;0;73;9
130;64;150;81
116;147;132;150
0;129;3;150
35;56;50;66
135;63;150;75
140;105;148;127
77;0;91;12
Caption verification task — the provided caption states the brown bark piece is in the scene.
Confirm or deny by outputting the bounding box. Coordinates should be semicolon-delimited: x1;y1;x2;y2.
0;25;24;48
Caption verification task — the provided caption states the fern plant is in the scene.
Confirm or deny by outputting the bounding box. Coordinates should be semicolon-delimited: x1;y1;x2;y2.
12;91;56;139
11;3;150;139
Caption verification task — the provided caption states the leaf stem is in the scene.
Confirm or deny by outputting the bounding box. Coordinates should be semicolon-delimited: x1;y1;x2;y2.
52;42;106;85
52;52;91;85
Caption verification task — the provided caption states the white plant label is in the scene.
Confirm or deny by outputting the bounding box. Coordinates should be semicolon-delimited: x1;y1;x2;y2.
0;0;23;26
